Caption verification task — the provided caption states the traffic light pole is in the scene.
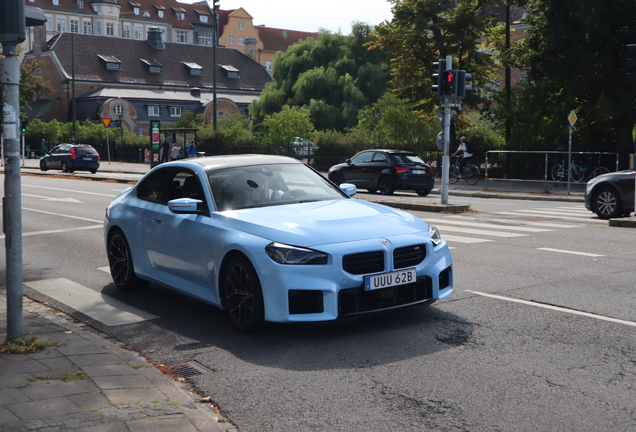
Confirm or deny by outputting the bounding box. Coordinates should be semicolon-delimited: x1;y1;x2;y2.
1;43;24;341
440;56;452;205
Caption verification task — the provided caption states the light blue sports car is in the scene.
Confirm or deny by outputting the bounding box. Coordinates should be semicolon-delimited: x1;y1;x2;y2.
105;155;453;331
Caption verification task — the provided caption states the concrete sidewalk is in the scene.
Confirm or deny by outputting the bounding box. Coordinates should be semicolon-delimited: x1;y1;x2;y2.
0;288;233;432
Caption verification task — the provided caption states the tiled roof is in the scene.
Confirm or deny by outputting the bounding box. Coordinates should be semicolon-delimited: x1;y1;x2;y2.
47;33;271;92
256;27;319;52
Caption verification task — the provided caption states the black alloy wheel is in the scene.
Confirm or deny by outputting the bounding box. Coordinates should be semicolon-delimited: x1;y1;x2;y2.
593;186;621;219
416;189;431;197
223;255;265;332
61;161;70;173
39;159;48;171
107;229;147;290
378;176;395;195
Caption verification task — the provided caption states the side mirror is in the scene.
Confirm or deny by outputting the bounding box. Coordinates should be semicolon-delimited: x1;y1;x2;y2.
168;198;203;214
340;183;356;197
346;159;352;165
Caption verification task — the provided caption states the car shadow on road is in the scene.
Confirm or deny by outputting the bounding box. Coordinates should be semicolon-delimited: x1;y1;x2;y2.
96;282;474;372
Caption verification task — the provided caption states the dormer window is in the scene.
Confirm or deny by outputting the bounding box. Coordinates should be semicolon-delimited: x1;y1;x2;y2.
182;61;203;76
219;64;239;79
97;54;121;71
140;58;163;74
52;0;59;5
77;0;84;8
154;4;165;18
134;7;140;15
172;7;186;20
200;15;208;23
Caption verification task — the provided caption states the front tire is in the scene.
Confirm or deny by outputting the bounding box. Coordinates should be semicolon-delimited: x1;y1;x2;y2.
329;172;343;186
593;186;622;219
449;165;459;184
107;229;148;290
223;255;265;332
378;177;395;195
40;159;48;171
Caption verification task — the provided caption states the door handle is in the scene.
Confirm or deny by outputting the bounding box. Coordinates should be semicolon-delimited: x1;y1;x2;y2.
151;218;162;224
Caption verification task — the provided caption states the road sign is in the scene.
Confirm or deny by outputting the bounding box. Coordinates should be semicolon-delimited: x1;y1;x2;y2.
568;110;577;127
110;119;121;128
100;118;111;128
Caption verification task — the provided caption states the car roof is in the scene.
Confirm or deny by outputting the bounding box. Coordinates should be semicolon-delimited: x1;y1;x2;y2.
358;149;417;155
168;154;304;171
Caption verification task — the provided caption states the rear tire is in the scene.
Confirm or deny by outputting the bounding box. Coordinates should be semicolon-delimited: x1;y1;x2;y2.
551;164;564;181
378;177;395;195
593;186;621;219
464;165;480;185
223;255;265;332
107;229;148;290
415;189;431;197
592;167;610;178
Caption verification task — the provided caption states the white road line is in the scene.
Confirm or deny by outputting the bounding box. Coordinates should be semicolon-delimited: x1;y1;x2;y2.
514;209;597;218
537;248;605;257
495;211;603;223
23;184;119;197
0;224;102;239
22;193;83;203
97;266;111;273
467;290;636;327
23;207;102;223
440;234;493;244
434;224;528;238
445;215;583;228
424;218;552;233
24;278;158;326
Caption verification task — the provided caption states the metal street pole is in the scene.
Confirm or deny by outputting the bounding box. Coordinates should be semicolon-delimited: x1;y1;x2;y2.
212;2;218;131
440;55;452;205
1;42;24;340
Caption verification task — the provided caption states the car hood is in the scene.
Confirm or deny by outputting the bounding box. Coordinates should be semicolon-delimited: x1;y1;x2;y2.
218;199;428;246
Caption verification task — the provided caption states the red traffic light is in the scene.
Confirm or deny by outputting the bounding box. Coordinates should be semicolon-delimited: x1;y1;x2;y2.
444;71;454;83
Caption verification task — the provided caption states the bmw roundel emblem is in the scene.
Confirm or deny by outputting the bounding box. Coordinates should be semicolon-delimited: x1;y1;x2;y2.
379;239;389;245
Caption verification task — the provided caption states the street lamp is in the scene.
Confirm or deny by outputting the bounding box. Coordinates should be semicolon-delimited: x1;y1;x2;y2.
211;0;219;131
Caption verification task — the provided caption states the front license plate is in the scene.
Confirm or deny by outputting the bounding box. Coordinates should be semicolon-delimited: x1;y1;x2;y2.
411;169;426;175
364;267;416;291
83;157;93;161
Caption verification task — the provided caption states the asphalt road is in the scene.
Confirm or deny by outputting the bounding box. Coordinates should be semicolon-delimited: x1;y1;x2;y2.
2;173;635;431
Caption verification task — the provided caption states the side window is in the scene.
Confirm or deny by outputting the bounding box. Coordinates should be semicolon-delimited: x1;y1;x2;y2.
137;169;168;204
351;152;374;163
372;152;388;162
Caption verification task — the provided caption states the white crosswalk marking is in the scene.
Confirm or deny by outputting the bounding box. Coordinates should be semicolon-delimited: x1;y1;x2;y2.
439;234;492;244
424;217;553;233
495;210;605;223
444;215;583;228
431;224;528;238
24;278;158;326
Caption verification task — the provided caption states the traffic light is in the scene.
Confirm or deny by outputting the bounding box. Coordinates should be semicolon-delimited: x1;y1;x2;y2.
431;59;447;98
626;44;636;83
441;69;456;97
456;70;472;100
21;120;28;134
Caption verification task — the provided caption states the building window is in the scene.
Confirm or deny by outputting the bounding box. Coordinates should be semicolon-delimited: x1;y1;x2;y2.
198;34;212;46
160;29;166;41
107;23;114;36
170;107;182;117
108;6;113;13
176;12;185;20
95;5;101;12
52;0;59;5
147;106;160;117
96;22;102;35
238;22;244;30
46;18;52;31
200;15;208;23
266;60;272;71
134;26;142;40
77;0;84;8
176;30;188;44
133;7;140;15
238;36;244;46
83;21;92;34
122;24;131;39
229;35;235;45
70;20;79;33
113;105;125;115
57;18;65;32
158;10;164;18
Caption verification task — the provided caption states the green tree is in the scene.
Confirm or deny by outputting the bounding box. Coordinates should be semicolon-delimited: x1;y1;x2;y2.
500;0;636;163
251;23;389;131
19;61;52;118
371;0;501;113
261;105;314;154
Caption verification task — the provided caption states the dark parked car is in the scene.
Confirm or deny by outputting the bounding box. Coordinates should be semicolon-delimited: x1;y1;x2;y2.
585;170;635;219
40;144;100;174
328;149;435;196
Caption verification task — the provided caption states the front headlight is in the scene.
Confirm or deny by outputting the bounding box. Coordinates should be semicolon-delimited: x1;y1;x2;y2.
265;242;328;265
429;225;443;246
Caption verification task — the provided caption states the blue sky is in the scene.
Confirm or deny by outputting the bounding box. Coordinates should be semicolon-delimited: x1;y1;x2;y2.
182;0;394;34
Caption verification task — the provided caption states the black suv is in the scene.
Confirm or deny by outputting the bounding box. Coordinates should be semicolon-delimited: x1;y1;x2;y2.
328;149;435;196
40;144;100;174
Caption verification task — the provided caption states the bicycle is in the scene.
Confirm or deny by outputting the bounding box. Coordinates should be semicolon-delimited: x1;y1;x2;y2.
550;159;586;182
449;156;480;185
582;156;610;181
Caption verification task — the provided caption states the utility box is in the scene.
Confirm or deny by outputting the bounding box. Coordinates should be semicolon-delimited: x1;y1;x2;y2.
630;154;635;169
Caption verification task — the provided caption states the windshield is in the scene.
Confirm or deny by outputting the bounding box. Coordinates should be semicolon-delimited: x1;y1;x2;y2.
392;153;424;164
208;163;348;211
